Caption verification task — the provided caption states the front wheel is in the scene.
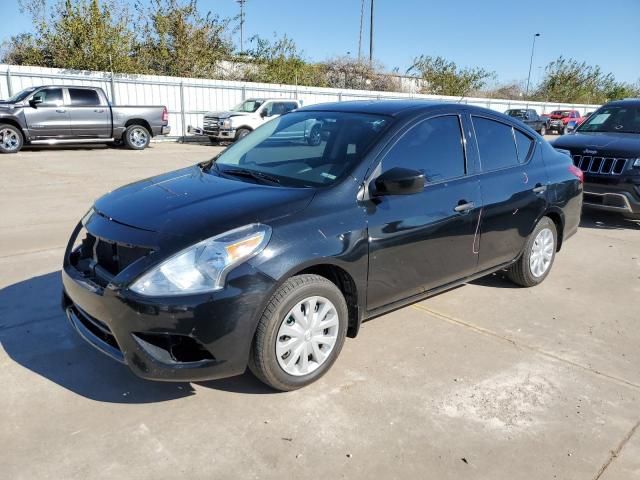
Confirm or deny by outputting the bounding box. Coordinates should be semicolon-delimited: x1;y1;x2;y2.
124;125;151;150
507;216;557;287
249;274;348;391
235;128;251;140
307;124;322;146
0;124;23;153
539;125;546;136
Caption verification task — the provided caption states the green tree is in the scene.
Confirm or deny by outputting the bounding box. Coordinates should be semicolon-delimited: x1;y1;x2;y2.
407;55;495;97
3;0;138;72
242;33;325;86
134;0;233;78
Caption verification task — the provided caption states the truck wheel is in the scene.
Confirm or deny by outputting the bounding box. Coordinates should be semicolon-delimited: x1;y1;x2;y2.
249;274;348;391
124;125;150;150
539;125;546;136
208;136;218;145
0;124;23;154
506;216;557;287
307;124;322;146
235;128;251;140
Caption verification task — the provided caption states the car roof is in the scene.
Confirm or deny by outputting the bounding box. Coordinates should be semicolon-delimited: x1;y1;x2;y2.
301;99;504;116
605;98;640;107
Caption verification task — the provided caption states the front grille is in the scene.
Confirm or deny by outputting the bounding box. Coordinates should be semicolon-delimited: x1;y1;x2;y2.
572;155;627;175
203;116;221;134
73;232;152;278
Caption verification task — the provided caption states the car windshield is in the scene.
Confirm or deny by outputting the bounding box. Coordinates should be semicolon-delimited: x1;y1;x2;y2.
230;100;264;113
3;86;38;103
578;105;640;134
552;110;571;117
506;110;526;118
211;111;391;187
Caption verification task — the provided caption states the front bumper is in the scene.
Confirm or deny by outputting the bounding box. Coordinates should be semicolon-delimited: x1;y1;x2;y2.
187;125;236;140
61;226;277;382
583;180;640;214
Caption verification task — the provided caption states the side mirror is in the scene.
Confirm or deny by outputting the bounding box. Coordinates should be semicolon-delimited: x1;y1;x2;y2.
260;110;268;118
371;167;425;196
29;97;43;108
566;121;578;133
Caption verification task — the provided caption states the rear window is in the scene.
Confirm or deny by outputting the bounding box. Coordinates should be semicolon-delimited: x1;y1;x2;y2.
69;89;101;106
472;116;519;171
514;129;534;163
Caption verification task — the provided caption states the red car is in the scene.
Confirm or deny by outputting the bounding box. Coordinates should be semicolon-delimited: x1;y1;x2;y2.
547;110;582;135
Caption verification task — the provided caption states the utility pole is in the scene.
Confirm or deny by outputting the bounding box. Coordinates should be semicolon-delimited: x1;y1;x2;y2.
525;33;541;100
237;0;247;54
369;0;374;65
358;0;365;60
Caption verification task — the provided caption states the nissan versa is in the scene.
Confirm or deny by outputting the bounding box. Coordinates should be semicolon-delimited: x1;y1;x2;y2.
62;100;583;391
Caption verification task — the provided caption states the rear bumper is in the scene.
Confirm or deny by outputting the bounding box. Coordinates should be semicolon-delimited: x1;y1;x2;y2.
152;125;171;136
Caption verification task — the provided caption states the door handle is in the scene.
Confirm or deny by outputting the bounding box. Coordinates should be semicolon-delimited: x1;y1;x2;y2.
56;109;66;113
94;109;105;113
454;201;475;213
532;184;547;194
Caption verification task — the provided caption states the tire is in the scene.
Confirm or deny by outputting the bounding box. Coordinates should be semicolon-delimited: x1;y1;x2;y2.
506;216;557;287
539;125;546;136
208;136;218;145
235;128;251;140
124;124;151;150
0;124;24;153
249;274;348;391
307;124;322;146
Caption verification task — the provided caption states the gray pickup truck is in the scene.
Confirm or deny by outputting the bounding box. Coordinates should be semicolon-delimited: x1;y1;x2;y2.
0;85;170;153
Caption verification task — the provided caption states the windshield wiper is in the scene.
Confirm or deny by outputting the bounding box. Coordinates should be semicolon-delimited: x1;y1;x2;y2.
219;167;282;185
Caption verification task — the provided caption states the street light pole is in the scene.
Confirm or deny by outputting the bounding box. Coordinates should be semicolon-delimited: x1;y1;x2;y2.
369;0;374;65
237;0;247;54
525;33;540;100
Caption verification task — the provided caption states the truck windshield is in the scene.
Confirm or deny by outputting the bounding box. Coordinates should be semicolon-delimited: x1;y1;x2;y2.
212;111;391;188
230;100;264;113
551;111;571;117
506;110;526;118
578;106;640;134
3;87;38;103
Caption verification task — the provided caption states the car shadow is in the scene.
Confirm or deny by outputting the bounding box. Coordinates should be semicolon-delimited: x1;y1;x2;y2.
579;210;640;231
0;271;274;403
469;271;520;289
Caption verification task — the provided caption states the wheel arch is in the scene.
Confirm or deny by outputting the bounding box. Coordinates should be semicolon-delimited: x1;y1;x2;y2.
542;208;565;251
124;119;153;137
0;119;26;141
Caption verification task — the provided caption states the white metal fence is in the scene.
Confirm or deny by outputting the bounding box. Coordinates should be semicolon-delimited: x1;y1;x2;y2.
1;64;601;138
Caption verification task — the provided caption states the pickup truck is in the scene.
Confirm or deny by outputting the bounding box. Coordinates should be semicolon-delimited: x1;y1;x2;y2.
504;108;549;135
547;109;582;135
188;98;305;143
0;85;170;153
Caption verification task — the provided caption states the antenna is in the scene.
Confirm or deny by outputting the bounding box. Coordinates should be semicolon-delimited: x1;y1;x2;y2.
237;0;247;54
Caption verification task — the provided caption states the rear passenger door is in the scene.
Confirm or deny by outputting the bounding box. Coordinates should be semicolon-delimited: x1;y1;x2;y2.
366;114;482;310
67;88;111;138
471;115;548;271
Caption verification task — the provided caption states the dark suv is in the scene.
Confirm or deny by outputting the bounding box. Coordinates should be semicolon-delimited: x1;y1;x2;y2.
62;101;583;391
553;99;640;219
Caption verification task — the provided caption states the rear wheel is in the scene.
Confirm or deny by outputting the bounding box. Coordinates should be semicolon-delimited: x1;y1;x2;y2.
124;124;150;150
307;124;322;146
507;216;557;287
249;274;348;391
0;124;23;153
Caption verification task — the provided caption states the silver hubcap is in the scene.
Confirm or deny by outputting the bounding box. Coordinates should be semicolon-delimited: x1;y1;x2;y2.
129;127;148;147
276;296;339;376
529;227;554;277
0;128;20;151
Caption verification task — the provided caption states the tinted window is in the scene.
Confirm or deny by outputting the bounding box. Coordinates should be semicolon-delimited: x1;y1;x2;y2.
283;102;298;113
32;88;63;106
383;115;466;182
472;116;518;171
69;88;100;106
514;129;534;163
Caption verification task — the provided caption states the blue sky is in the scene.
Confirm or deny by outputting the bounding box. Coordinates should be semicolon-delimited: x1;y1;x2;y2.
2;0;639;85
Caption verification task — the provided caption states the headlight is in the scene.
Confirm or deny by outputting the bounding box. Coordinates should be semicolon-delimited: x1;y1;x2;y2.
633;158;640;168
130;224;271;296
222;119;231;128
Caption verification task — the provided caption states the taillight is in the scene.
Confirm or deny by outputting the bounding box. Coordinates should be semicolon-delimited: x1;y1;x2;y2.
162;106;168;122
568;164;584;183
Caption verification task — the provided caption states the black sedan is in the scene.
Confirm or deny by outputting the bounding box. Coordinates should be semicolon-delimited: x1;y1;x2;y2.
62;100;583;391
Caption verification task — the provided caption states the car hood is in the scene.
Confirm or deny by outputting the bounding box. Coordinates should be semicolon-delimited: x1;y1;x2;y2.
93;165;315;243
552;132;640;157
204;111;252;119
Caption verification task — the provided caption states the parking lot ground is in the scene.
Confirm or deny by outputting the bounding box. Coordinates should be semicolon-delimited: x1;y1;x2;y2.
1;142;639;479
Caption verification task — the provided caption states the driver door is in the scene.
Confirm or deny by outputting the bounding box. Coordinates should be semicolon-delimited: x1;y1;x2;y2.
23;88;72;139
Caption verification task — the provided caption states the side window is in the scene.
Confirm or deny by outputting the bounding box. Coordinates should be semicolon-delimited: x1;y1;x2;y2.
32;88;64;107
68;88;101;106
514;129;534;163
382;115;466;182
283;102;298;113
261;102;273;117
472;116;518;171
